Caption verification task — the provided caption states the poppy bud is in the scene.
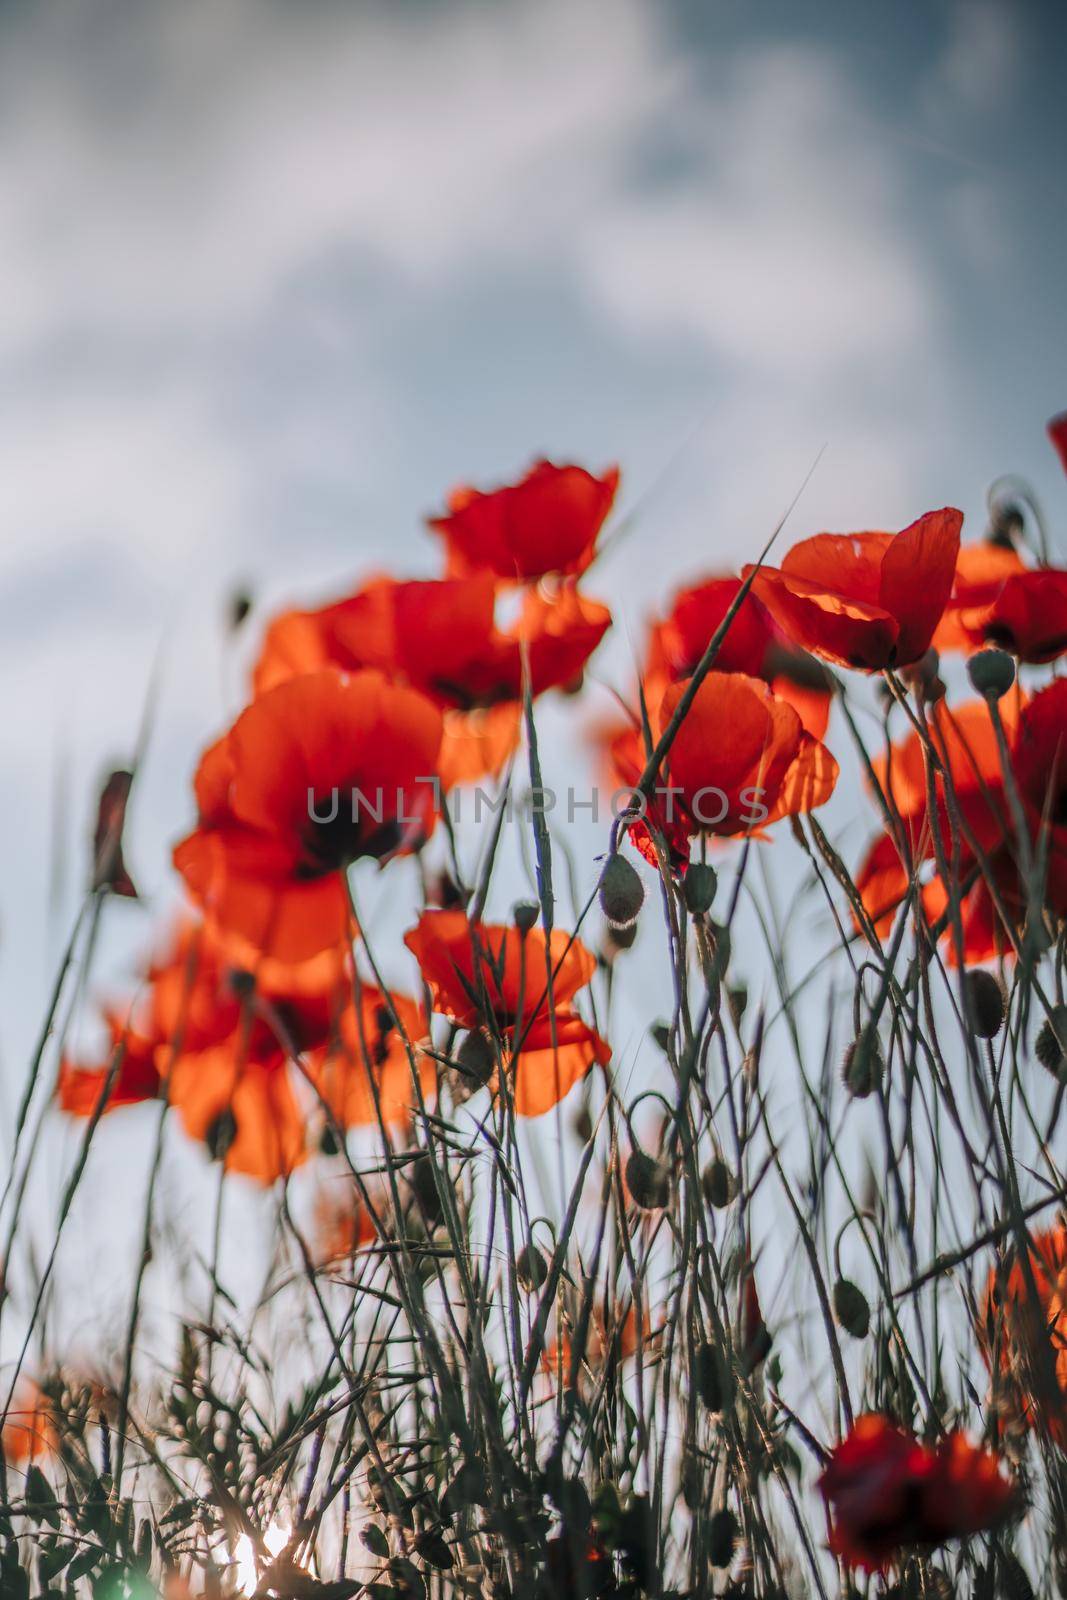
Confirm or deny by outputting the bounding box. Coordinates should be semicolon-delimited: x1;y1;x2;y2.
843;1026;884;1098
205;1109;237;1162
832;1277;870;1339
988;501;1025;549
702;1158;737;1210
626;1148;671;1210
683;863;718;916
599;852;645;929
709;921;731;974
728;984;748;1026
455;1029;495;1085
604;921;638;955
91;768;138;898
901;648;941;697
228;588;253;631
1036;1006;1067;1080
516;1243;548;1290
708;1507;737;1569
512;900;540;934
694;1340;728;1413
650;1020;671;1053
968;648;1016;700
965;969;1006;1039
227;967;257;1000
573;1105;593;1143
679;1452;703;1511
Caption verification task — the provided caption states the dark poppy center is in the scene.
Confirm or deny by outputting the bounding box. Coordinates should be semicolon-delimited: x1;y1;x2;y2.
300;798;373;875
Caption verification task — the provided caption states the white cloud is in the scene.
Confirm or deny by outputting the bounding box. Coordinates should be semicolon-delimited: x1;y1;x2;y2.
582;45;934;377
0;0;675;352
937;0;1020;110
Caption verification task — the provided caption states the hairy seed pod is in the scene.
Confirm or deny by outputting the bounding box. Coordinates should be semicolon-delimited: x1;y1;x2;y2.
512;899;540;934
456;1029;496;1085
516;1243;548;1290
683;862;718;916
599;851;645;928
833;1277;870;1339
1036;1006;1067;1079
626;1148;671;1210
604;920;638;954
967;647;1016;700
702;1158;738;1210
843;1025;884;1098
709;1507;738;1569
965;969;1006;1039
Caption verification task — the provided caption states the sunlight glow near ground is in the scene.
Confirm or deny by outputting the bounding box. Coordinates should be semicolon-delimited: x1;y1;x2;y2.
231;1519;290;1594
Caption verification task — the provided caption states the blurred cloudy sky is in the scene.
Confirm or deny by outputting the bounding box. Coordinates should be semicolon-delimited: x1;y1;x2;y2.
2;0;1066;1095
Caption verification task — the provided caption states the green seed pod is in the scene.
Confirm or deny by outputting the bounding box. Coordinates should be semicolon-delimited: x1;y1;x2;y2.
728;984;748;1026
599;851;645;928
650;1019;672;1053
833;1277;870;1339
967;648;1016;700
1036;1005;1067;1079
683;862;718;916
572;1105;593;1143
843;1025;884;1099
679;1452;703;1511
605;920;638;954
694;1340;726;1412
701;1158;738;1210
516;1243;548;1290
965;969;1006;1039
709;921;731;974
708;1507;738;1569
625;1148;671;1210
456;1029;496;1085
206;1109;238;1162
512;899;540;934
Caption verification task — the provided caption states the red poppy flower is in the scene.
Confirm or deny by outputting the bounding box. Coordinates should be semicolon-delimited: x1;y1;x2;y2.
542;1297;654;1378
819;1414;1013;1571
933;541;1027;651
1;1381;56;1466
964;569;1067;664
313;1180;380;1265
254;574;611;789
980;1225;1067;1445
649;574;832;738
858;677;1067;963
854;696;1023;961
428;459;619;581
600;719;693;871
655;672;838;838
1049;411;1067;476
744;509;963;670
304;987;433;1132
404;910;610;1116
58;921;357;1184
58;1010;162;1116
175;670;442;966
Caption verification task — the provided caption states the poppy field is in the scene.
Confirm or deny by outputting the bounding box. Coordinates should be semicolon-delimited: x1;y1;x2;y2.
9;421;1067;1598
